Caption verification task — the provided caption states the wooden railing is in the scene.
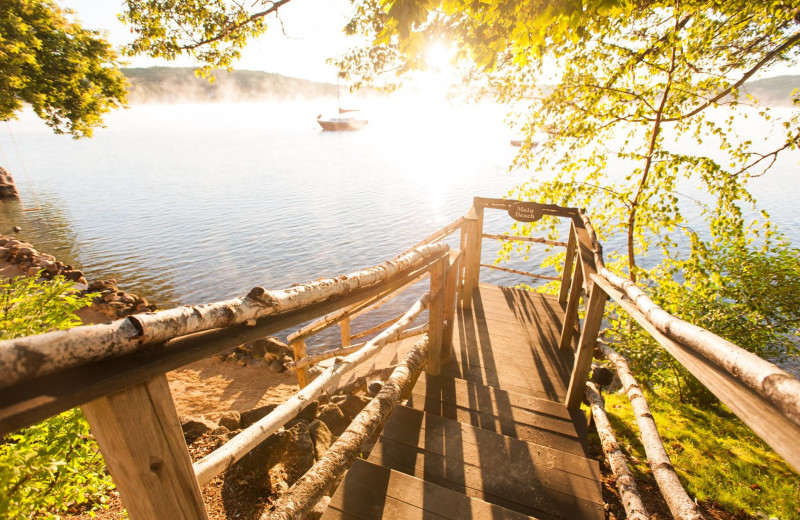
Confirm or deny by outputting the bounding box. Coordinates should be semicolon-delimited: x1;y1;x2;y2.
457;196;607;410
0;239;461;519
1;197;798;520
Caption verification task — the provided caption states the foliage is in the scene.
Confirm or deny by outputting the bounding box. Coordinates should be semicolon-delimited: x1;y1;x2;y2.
120;0;295;77
595;389;800;518
605;227;800;403
0;271;94;339
0;274;113;518
0;0;128;138
338;0;800;406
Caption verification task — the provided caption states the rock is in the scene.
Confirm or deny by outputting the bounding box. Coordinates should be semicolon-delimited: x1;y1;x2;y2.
119;293;136;304
248;358;266;368
12;226;21;232
307;496;331;520
367;380;383;396
181;416;217;441
331;394;371;421
26;266;39;277
264;337;292;357
218;410;241;431
269;358;286;373
269;422;315;487
309;420;334;460
103;292;119;303
295;400;319;423
591;366;614;387
240;403;278;428
317;404;349;436
316;394;331;406
62;270;84;282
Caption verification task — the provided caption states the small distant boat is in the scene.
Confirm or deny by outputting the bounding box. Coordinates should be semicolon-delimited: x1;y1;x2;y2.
317;109;368;131
510;139;540;147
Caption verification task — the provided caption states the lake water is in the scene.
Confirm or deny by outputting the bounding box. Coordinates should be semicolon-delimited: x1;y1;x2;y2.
1;100;798;349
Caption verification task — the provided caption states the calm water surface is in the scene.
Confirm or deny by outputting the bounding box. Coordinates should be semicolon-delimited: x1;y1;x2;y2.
1;101;798;347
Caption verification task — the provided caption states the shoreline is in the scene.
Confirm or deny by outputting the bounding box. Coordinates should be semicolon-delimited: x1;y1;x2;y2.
0;234;301;421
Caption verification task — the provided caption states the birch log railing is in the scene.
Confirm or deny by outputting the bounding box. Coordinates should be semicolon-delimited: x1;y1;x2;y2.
1;197;799;520
0;239;461;520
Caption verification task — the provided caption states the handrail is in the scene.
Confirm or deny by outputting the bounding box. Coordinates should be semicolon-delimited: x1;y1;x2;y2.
193;292;431;485
482;233;568;248
0;242;449;391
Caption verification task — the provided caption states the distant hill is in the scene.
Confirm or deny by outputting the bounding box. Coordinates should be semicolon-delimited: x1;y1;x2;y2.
742;75;800;106
122;67;337;103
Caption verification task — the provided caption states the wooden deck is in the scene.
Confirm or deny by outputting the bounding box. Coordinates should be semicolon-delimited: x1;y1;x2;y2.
322;284;604;520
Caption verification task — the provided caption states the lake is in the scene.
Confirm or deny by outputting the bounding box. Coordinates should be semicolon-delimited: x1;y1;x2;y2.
1;99;798;349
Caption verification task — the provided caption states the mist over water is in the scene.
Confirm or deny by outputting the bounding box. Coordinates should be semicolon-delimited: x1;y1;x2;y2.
1;100;798;348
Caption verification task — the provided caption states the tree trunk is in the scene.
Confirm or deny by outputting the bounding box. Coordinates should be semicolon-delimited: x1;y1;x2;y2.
584;382;649;520
0;243;448;390
599;343;704;520
263;336;430;520
192;293;430;486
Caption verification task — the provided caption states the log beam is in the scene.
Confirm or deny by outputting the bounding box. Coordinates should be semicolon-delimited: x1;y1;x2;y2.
82;375;208;520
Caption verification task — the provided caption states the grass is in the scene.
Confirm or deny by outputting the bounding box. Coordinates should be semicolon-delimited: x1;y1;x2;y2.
596;389;800;519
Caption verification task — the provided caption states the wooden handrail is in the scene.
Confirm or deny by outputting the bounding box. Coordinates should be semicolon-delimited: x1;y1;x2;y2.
292;324;428;370
479;263;560;281
193;292;431;485
482;233;568;248
0;242;450;392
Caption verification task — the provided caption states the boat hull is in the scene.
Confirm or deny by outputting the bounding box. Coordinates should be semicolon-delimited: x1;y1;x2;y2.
317;119;368;131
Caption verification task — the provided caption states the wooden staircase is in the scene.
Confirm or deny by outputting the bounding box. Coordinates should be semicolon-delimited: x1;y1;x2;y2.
321;285;604;519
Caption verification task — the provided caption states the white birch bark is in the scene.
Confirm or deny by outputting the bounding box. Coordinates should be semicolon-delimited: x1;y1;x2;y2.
0;243;447;390
585;382;649;520
579;210;800;429
599;343;704;520
192;293;430;486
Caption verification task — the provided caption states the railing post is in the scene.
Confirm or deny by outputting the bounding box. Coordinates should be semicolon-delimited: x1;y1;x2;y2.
426;253;448;376
560;259;584;351
565;283;608;409
559;222;578;305
81;375;208;520
460;204;484;310
441;250;461;366
291;339;310;388
340;317;351;347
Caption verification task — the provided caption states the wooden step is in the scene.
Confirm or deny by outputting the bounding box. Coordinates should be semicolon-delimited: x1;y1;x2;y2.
407;373;590;456
440;360;567;401
368;405;604;520
322;459;536;520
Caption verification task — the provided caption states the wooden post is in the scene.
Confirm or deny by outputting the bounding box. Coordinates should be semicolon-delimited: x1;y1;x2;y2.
559;222;578;305
460;206;483;310
291;339;310;388
565;285;608;409
441;250;461;366
81;375;208;520
426;255;448;376
559;259;584;351
340;317;351;347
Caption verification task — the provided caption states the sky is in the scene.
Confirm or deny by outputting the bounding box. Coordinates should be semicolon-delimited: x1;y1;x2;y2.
64;0;356;83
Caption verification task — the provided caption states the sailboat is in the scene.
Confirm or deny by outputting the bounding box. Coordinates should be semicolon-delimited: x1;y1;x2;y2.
317;78;368;131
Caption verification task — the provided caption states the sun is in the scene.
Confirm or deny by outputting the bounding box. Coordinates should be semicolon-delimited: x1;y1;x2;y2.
425;41;454;72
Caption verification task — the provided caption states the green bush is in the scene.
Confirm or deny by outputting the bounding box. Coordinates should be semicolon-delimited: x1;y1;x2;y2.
0;273;115;518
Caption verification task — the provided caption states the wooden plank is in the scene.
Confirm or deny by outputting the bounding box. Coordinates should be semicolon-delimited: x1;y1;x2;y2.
414;373;574;419
340;317;351;347
291;339;310;388
0;258;435;435
387;405;593;467
427;256;447;376
324;459;534;520
593;273;800;473
440;363;566;401
565;286;608;409
368;436;603;520
559;259;583;351
441;251;461;366
558;224;578;305
82;375;207;520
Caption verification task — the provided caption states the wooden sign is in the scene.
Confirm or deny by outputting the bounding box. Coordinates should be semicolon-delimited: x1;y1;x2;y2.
508;202;544;222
